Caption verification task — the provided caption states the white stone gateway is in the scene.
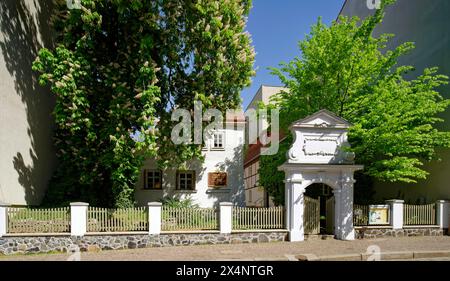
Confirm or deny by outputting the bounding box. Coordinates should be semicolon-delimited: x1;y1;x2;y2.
278;109;363;241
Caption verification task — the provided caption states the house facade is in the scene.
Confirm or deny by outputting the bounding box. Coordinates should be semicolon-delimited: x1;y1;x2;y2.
0;1;249;209
135;116;246;208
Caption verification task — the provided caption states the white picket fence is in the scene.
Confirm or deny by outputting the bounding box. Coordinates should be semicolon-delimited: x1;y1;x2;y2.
232;206;284;230
161;207;219;231
1;200;447;236
0;203;285;235
87;207;148;232
6;207;70;233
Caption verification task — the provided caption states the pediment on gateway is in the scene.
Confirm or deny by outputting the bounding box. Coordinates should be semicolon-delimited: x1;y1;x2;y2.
290;109;351;129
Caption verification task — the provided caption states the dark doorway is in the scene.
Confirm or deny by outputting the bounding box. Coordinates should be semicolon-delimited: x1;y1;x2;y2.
304;183;334;234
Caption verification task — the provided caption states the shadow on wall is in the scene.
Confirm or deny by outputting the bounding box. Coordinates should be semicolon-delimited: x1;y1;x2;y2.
0;0;57;205
212;145;245;208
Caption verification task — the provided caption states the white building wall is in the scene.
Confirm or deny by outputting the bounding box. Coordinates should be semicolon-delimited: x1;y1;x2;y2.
0;0;56;205
135;125;245;208
245;85;288;112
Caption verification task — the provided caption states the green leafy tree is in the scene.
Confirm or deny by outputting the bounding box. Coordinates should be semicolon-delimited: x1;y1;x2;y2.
33;0;255;207
260;0;450;205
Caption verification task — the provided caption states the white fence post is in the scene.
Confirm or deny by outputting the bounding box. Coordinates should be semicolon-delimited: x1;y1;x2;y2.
70;202;89;236
220;202;233;234
386;199;404;229
0;202;9;237
148;202;162;235
436;200;449;229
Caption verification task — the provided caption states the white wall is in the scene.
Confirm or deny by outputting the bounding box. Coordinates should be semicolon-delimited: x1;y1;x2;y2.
135;125;245;208
0;0;56;205
245;85;287;112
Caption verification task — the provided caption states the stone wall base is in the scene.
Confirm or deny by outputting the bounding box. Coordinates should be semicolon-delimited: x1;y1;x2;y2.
355;227;445;239
1;228;446;255
0;232;288;255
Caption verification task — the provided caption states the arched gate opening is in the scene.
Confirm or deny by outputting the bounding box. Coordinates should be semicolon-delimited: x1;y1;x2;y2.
304;183;334;235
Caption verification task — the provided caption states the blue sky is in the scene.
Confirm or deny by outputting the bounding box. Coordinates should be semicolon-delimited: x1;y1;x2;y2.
241;0;346;109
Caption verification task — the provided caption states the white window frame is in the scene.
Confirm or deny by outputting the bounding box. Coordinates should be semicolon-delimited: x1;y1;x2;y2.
211;131;225;150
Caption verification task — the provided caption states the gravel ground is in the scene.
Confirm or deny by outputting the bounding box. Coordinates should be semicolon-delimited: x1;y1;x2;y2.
0;236;449;261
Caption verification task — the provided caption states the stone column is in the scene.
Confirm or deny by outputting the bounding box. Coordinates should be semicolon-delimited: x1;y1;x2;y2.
284;179;291;232
0;202;9;237
333;187;342;239
148;202;162;235
436;200;449;229
285;178;305;242
220;202;233;234
341;178;355;240
70;202;89;236
334;175;355;240
386;199;404;230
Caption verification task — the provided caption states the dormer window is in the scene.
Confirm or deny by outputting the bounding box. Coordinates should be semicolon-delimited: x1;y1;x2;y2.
212;131;225;150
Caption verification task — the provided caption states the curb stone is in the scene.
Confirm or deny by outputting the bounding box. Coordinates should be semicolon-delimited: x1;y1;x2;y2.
319;253;362;261
297;250;450;261
361;251;413;260
413;250;450;259
254;257;290;261
296;254;320;261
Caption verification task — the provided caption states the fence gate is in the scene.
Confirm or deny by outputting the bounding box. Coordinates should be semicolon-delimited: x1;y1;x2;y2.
304;196;320;234
326;197;335;235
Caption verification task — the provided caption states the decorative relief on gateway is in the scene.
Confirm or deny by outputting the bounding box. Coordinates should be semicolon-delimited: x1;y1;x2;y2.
315;122;330;128
288;146;300;161
302;137;339;157
284;109;355;164
305;137;337;142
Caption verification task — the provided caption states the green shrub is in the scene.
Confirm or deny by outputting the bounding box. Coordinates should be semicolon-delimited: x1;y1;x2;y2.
159;197;199;208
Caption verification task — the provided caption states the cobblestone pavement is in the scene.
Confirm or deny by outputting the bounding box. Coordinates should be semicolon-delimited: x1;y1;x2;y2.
0;236;449;261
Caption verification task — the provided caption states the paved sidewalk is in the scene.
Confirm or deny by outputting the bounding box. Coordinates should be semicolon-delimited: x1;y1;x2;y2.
0;236;449;261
